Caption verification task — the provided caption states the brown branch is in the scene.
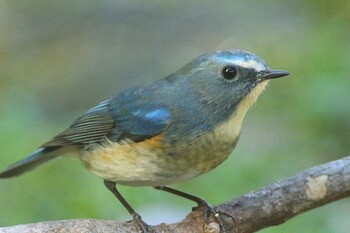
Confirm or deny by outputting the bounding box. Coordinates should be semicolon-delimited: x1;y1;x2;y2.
1;156;350;233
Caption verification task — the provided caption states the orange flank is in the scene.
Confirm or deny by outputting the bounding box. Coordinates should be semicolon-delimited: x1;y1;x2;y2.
136;134;164;149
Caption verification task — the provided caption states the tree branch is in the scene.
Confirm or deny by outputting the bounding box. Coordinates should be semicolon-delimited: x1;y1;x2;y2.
1;156;350;233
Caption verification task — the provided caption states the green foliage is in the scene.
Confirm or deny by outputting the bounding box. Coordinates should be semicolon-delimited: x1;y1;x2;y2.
0;1;349;232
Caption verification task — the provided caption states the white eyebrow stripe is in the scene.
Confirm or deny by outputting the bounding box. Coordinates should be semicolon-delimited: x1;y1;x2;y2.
215;56;266;72
235;59;266;71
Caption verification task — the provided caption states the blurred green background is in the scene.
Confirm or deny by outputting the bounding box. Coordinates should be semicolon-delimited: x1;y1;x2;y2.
0;1;349;232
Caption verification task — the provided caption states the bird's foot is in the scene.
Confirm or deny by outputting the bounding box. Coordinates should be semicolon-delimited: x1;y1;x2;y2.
130;213;154;233
193;200;234;233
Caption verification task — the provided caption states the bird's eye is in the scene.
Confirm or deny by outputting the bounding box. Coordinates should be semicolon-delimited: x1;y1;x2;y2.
222;66;237;80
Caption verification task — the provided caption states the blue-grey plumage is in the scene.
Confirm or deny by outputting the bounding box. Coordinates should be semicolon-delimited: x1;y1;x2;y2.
0;50;289;187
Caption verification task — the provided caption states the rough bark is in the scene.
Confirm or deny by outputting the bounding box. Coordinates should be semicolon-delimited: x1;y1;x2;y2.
1;156;349;233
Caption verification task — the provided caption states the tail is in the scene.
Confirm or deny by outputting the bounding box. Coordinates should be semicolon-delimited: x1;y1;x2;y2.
0;147;60;178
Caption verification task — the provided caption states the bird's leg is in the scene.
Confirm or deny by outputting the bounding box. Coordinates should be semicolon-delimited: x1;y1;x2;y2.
154;186;233;232
104;180;153;233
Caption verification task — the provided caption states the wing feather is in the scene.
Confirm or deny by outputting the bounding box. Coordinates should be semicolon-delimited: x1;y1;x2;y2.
42;98;170;147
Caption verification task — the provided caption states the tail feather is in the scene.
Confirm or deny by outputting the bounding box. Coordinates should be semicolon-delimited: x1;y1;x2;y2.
0;147;60;178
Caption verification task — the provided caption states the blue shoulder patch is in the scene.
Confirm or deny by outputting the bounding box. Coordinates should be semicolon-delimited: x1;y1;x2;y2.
143;108;170;124
110;103;170;142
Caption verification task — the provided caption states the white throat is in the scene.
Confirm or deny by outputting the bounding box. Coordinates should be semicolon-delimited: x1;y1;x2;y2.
214;81;269;141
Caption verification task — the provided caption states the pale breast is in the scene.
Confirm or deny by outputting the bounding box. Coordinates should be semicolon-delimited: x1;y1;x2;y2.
79;81;268;186
79;130;238;187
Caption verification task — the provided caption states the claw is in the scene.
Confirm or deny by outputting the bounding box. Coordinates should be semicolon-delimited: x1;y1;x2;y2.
196;200;234;233
153;186;234;232
132;213;154;233
104;180;154;233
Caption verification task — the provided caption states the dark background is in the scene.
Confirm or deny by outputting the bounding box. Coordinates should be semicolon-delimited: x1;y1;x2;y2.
0;1;349;232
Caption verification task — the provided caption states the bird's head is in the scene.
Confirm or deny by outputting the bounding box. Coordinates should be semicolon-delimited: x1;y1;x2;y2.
170;49;289;127
176;50;289;118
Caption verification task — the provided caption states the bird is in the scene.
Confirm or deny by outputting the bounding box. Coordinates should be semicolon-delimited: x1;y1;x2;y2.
0;49;289;232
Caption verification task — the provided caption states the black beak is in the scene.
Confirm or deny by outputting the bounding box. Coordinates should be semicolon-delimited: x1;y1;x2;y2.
261;69;289;80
